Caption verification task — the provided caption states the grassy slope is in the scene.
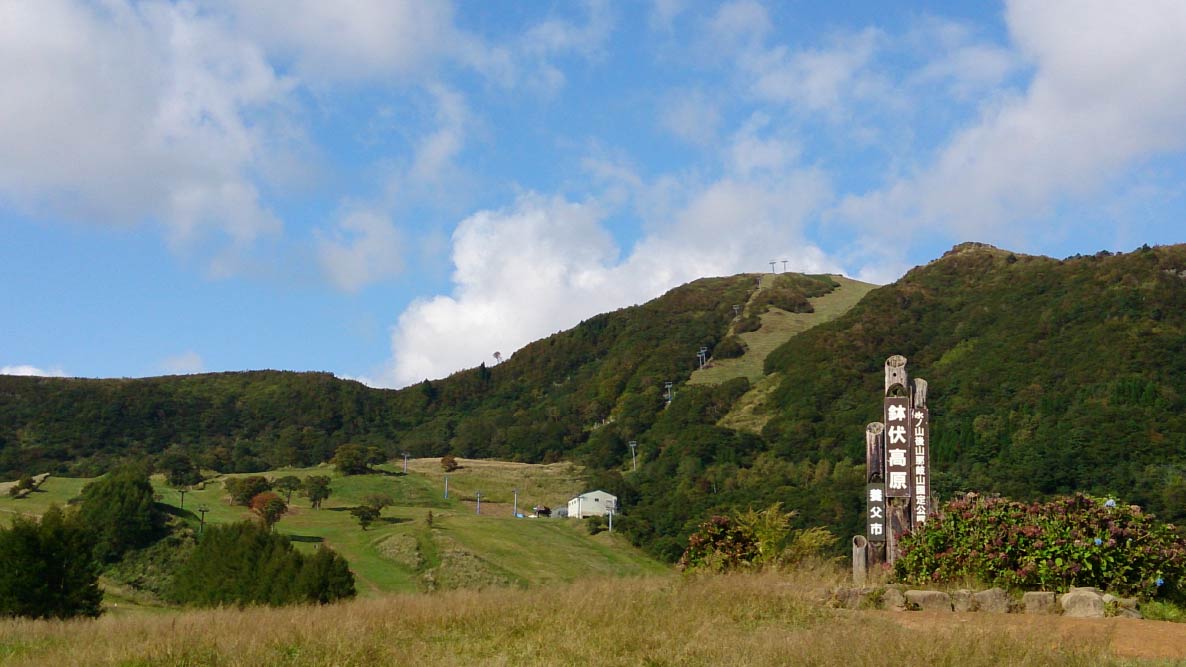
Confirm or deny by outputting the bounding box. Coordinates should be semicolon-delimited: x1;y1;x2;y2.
688;274;876;385
686;274;876;435
0;460;667;602
0;568;1139;667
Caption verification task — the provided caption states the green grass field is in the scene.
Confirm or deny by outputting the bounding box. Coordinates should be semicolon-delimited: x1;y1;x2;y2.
688;274;876;386
0;458;668;603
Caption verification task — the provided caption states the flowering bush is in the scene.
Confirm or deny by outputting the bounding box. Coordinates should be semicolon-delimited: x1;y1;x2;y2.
895;494;1186;600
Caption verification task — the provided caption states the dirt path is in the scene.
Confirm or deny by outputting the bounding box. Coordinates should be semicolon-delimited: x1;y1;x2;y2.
885;610;1186;661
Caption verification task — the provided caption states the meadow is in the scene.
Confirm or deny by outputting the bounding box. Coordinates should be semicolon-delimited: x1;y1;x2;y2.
0;459;667;601
0;566;1167;666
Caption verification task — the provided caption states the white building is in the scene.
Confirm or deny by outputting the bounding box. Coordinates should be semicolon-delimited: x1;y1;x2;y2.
567;490;617;519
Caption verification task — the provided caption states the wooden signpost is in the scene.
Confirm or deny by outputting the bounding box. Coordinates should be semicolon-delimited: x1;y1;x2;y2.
855;355;931;581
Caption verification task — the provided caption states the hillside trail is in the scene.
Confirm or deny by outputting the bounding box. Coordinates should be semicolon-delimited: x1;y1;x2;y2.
884;610;1186;661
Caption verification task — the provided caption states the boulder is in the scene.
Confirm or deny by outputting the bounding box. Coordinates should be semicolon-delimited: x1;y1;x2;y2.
1101;593;1142;619
952;589;976;612
1023;591;1057;614
905;590;953;612
973;587;1011;613
1061;589;1105;618
883;587;907;612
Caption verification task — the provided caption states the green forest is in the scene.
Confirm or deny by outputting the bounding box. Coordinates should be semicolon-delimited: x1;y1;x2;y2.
3;244;1186;561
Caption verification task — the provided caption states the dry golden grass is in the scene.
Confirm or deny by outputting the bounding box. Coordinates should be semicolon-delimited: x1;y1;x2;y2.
0;566;1125;667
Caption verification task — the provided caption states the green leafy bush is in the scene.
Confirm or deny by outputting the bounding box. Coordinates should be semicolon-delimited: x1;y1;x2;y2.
895;494;1186;600
77;466;164;562
713;335;746;359
0;505;102;619
171;521;354;607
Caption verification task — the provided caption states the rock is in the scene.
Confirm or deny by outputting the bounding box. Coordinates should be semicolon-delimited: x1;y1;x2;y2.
1102;594;1141;619
1061;589;1105;618
883;587;907;612
952;589;976;612
906;590;953;612
831;587;875;609
1023;591;1057;614
973;587;1011;613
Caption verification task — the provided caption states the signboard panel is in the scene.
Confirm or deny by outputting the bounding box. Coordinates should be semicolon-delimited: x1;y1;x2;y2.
867;484;886;542
883;396;911;497
912;406;930;524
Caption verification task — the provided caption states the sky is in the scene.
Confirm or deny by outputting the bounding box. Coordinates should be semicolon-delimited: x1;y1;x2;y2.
3;0;1186;388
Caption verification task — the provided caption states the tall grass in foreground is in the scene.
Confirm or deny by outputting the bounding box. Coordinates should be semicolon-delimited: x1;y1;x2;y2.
0;567;1115;666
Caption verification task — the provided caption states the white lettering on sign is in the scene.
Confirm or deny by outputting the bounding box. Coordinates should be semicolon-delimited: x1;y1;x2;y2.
889;472;907;490
887;425;907;444
887;405;907;422
869;488;883;502
869;506;884;519
870;522;883;536
888;449;907;467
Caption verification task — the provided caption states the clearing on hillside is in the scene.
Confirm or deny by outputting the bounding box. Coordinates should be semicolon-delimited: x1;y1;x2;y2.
689;273;876;386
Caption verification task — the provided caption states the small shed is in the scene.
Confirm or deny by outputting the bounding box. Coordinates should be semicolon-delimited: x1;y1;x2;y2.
566;490;617;519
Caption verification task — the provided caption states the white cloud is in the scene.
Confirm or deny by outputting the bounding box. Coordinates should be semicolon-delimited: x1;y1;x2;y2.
707;1;771;50
317;208;404;292
0;364;67;378
383;159;837;387
744;27;884;114
159;351;205;375
727;113;799;177
0;0;288;269
837;0;1186;252
660;89;721;146
209;0;499;84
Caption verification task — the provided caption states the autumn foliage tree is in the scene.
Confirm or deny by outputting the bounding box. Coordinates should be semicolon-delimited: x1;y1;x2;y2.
250;492;288;530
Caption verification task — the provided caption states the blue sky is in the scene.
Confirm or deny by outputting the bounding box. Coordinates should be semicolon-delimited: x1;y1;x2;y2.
2;1;1185;387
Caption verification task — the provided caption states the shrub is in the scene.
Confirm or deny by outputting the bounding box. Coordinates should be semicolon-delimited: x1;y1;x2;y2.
713;336;746;359
678;504;836;573
734;314;762;334
0;505;102;619
77;466;164;562
895;494;1186;600
225;476;273;506
440;454;459;472
170;522;354;607
677;515;758;573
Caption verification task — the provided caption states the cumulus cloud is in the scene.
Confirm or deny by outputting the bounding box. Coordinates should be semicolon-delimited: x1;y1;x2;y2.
383;161;836;387
0;364;68;377
660;89;722;146
837;0;1186;250
159;351;205;375
0;0;287;268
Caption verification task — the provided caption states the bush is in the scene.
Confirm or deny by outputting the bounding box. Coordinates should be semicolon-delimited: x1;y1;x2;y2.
734;314;762;334
0;505;102;619
77;466;164;562
678;504;836;573
895;494;1186;600
225;476;273;506
713;336;746;359
170;522;354;607
440;454;459;472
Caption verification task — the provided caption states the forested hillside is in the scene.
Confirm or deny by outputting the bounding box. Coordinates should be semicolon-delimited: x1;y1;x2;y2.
1;274;834;477
5;243;1186;562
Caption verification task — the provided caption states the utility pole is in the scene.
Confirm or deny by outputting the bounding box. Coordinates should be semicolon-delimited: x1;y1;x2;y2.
402;452;410;474
781;259;788;272
444;475;449;499
197;504;209;535
476;490;481;515
697;346;708;369
664;381;673;402
178;486;187;510
513;488;519;517
629;440;638;471
733;304;741;317
608;508;614;533
769;260;777;273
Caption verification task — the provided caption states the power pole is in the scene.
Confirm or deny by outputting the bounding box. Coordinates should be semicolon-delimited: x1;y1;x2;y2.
402;452;410;474
476;490;481;515
781;259;788;272
733;304;741;317
513;488;519;517
628;440;638;471
197;504;209;535
769;260;777;273
664;381;673;402
178;487;187;510
444;475;449;499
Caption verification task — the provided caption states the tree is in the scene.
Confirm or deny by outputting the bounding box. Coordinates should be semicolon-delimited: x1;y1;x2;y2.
275;475;302;503
158;450;202;488
77;466;163;562
302;475;332;509
250;492;288;530
171;522;355;607
225;475;273;506
361;493;394;511
440;454;459;472
332;444;371;475
0;505;102;619
350;505;380;530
